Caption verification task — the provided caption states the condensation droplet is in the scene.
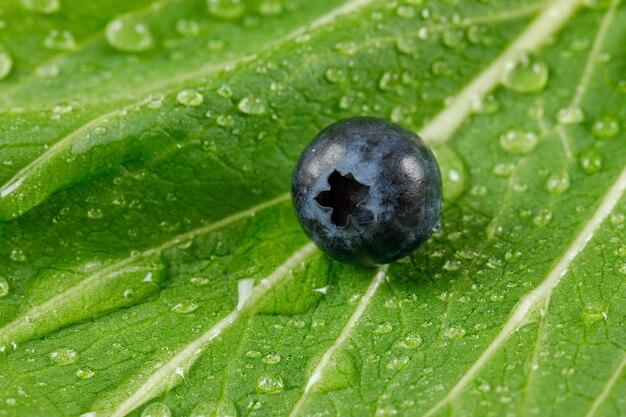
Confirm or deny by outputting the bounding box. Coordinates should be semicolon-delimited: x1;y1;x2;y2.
49;348;78;365
325;68;346;84
398;332;422;349
20;0;60;14
501;54;549;93
375;322;393;334
579;147;603;174
256;375;284;393
44;30;76;50
10;249;27;262
177;89;204;106
533;208;553;227
171;302;199;314
0;47;12;80
238;95;267;115
106;17;154;53
141;402;172;417
499;128;539;155
176;19;200;37
207;0;245;19
0;277;9;298
262;352;281;364
591;115;620;139
557;107;585;125
76;368;95;379
471;94;499;114
258;0;283;15
546;172;570;195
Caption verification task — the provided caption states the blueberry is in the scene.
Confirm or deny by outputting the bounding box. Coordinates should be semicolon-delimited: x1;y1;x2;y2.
291;117;443;266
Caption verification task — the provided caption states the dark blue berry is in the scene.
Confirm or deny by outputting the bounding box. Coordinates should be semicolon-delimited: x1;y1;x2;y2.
291;117;443;266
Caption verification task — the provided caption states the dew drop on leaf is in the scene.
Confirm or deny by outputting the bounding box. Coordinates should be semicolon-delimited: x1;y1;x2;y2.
499;128;539;155
207;0;245;19
591;115;620;139
399;332;423;349
533;208;553;227
87;208;103;219
470;93;499;114
177;89;204;106
501;54;549;93
75;368;95;379
106;17;154;53
10;249;27;262
579;147;603;174
333;41;357;55
387;356;409;370
258;0;283;16
262;352;281;364
43;30;76;50
441;29;464;48
396;5;415;18
324;68;346;84
49;348;78;365
171;302;199;314
175;19;200;37
238;95;267;115
546;172;570;195
190;399;238;417
375;322;394;334
0;277;9;298
141;402;172;417
20;0;60;14
0;47;13;80
493;163;515;177
256;375;284;393
557;106;585;125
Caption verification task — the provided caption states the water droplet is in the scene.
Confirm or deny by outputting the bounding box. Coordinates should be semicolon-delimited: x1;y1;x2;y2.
398;332;422;349
443;326;465;339
470;185;487;196
36;63;60;78
0;278;9;298
557;107;585;125
176;19;200;37
339;96;353;109
216;114;234;126
396;5;415;18
499;128;539;155
262;352;281;364
0;47;12;80
501;54;549;93
171;302;199;314
52;104;73;114
610;214;625;225
20;0;60;13
442;29;464;48
533;208;553;227
207;0;245;19
471;94;499;114
546;172;570;195
44;30;76;50
325;68;346;84
591;115;620;139
579;147;603;174
467;25;490;45
394;37;415;55
6;247;26;263
238;95;267;115
141;402;172;417
375;322;393;334
106;17;154;53
387;356;409;370
431;60;452;76
582;303;607;325
190;277;210;286
256;375;284;393
76;368;95;379
191;399;238;417
334;41;357;55
177;89;204;106
258;0;283;15
87;208;103;219
49;348;78;365
493;163;516;177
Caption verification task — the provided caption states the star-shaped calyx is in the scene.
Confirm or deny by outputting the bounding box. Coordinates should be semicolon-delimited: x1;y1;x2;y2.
315;170;374;228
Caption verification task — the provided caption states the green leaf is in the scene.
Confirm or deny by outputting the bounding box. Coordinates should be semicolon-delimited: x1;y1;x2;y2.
1;0;625;416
